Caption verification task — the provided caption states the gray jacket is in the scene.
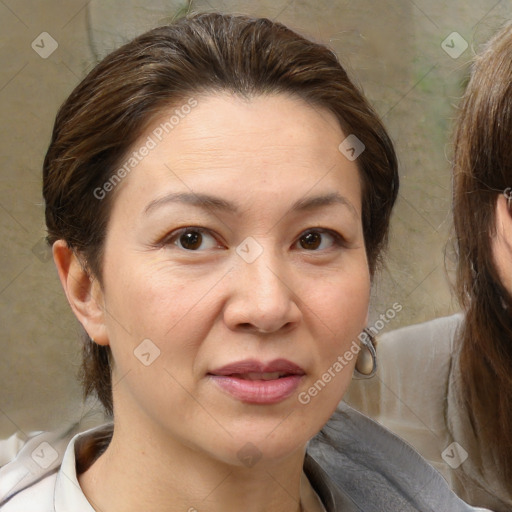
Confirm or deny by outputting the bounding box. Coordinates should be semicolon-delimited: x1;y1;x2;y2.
0;402;489;511
306;402;490;511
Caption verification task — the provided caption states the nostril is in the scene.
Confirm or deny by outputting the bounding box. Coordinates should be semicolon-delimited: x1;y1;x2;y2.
236;321;297;334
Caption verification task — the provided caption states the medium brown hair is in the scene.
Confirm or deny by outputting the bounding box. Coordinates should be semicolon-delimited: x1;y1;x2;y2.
453;22;512;481
43;12;398;415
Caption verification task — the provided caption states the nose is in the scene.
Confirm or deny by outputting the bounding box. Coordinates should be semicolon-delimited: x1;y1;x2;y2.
223;248;302;335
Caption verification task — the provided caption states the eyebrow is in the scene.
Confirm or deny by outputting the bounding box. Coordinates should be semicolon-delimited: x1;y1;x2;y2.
291;192;358;218
144;192;238;215
144;191;358;218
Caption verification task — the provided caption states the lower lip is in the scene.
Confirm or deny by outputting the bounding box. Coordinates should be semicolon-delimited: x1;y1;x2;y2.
209;375;303;404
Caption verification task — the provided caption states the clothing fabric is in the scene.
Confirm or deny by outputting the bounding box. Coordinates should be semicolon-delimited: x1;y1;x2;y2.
345;313;512;511
0;401;488;511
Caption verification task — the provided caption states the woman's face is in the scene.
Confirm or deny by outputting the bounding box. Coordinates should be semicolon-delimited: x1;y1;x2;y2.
96;93;370;465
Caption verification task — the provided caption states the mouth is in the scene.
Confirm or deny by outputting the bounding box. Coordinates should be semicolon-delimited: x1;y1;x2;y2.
209;358;305;376
208;359;305;404
226;372;292;381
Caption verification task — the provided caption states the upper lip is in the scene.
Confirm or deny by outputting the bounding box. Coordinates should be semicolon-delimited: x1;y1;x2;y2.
209;358;305;376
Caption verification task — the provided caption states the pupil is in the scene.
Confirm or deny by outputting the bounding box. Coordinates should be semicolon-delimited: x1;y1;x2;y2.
180;231;202;250
301;232;321;250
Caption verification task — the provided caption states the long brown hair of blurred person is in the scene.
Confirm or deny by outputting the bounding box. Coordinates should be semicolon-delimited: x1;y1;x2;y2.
453;21;512;481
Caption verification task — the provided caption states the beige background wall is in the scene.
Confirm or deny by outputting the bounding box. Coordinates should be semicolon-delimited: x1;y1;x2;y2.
1;0;510;438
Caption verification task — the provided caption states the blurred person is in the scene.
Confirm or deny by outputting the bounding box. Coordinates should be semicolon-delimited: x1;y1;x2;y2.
346;20;512;512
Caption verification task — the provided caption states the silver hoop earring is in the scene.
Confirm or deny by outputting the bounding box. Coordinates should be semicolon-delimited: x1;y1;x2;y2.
353;329;377;379
504;187;512;210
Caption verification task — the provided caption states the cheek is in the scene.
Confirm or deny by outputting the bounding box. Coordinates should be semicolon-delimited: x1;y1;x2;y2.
311;266;370;331
100;258;221;410
294;270;370;436
306;263;370;376
101;252;221;351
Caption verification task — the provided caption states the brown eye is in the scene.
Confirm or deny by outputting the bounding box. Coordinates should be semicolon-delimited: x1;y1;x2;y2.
164;227;221;252
178;231;203;250
296;229;342;251
300;231;322;250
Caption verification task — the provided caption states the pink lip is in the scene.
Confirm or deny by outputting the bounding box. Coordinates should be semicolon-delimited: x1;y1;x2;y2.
208;358;305;404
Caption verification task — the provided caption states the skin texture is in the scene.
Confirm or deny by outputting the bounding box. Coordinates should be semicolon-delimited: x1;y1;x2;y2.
492;194;512;295
53;93;371;512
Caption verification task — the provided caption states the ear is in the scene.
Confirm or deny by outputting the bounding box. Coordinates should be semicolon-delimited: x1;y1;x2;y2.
52;240;109;346
492;194;512;294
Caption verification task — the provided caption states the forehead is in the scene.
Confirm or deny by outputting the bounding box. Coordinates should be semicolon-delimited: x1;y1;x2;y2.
154;93;345;160
110;92;362;217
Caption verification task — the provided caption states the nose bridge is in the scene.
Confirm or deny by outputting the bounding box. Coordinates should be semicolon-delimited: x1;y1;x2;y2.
227;237;301;332
241;241;288;303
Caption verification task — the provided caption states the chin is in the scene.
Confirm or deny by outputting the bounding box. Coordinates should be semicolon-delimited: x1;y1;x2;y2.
221;423;313;468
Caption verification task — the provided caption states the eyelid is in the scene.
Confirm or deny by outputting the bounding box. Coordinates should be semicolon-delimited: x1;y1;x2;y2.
160;226;225;250
157;226;348;252
295;228;348;250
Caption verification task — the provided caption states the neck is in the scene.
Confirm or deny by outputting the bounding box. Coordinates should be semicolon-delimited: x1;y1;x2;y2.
78;420;307;512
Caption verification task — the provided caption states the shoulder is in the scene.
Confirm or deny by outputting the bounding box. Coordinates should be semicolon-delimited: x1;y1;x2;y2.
308;402;490;512
0;432;30;467
374;313;464;411
345;313;464;449
347;313;464;399
378;312;464;354
0;426;74;510
1;472;57;511
345;314;465;481
0;423;111;511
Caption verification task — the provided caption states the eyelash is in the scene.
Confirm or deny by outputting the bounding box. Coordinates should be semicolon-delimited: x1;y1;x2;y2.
163;227;223;251
159;226;347;252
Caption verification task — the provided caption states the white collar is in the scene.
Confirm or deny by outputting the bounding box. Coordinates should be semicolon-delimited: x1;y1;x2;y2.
52;424;327;512
54;427;101;511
